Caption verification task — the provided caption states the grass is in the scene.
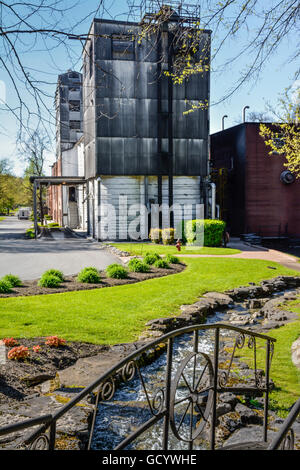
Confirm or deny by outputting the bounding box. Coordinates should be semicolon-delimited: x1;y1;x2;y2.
0;217;5;222
0;258;297;345
106;242;241;256
237;300;300;415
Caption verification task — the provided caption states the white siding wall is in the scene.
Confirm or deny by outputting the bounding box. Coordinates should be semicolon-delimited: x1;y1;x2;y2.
92;175;202;241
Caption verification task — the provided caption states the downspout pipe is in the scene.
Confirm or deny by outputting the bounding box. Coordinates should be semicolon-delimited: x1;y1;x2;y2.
209;182;216;220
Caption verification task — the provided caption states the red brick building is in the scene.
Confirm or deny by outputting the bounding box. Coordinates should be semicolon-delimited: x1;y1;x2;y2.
210;122;300;238
47;158;63;226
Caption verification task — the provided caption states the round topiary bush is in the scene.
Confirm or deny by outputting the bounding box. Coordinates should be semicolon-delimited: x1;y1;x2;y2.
43;269;64;282
165;254;180;264
0;279;13;293
38;274;62;288
77;267;101;284
106;264;128;279
143;252;161;265
128;258;150;273
154;259;170;269
2;274;22;287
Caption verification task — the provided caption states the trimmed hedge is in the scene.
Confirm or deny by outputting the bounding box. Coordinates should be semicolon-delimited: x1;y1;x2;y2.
128;258;150;273
165;254;180;264
184;219;226;247
143;252;161;265
43;269;64;282
2;274;22;288
38;274;62;288
0;279;13;293
106;264;128;279
162;228;175;245
149;228;161;244
154;259;170;269
77;267;101;284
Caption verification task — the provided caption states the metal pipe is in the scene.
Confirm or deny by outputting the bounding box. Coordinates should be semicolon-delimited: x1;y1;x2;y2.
222;115;228;130
33;180;38;239
209;182;216;219
243;105;250;123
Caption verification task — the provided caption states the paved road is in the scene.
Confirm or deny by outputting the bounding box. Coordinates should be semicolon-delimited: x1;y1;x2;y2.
0;216;120;280
0;215;32;240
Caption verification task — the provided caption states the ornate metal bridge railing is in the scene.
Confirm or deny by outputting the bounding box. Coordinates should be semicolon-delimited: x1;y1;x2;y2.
0;323;298;450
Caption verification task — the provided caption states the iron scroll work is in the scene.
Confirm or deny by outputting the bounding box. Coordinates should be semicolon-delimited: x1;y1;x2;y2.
1;323;296;450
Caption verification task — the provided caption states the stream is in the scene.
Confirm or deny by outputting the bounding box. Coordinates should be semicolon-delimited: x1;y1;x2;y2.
90;289;291;451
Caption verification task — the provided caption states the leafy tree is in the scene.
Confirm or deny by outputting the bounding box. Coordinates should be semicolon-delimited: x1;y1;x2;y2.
260;87;300;177
0;159;28;213
18;131;50;223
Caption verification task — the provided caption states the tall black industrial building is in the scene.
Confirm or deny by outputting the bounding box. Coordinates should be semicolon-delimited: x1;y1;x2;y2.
82;6;212;240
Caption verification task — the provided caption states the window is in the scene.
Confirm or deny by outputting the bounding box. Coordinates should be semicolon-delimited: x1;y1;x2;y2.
69;100;80;112
69;120;81;130
112;36;134;60
89;43;93;78
69;86;80;92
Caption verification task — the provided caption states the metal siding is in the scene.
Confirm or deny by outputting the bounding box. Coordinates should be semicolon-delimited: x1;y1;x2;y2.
84;19;209;178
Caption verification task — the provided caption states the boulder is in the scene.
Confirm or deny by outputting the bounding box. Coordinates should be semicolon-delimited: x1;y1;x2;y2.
291;337;300;370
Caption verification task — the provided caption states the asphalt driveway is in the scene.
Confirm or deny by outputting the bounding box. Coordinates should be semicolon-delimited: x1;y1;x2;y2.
0;216;120;280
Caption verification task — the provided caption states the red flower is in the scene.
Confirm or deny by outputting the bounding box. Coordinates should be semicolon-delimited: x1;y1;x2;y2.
3;338;18;347
8;346;30;361
45;336;66;347
33;345;41;353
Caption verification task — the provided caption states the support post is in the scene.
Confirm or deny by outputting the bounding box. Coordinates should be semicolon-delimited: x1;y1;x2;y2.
33;180;38;239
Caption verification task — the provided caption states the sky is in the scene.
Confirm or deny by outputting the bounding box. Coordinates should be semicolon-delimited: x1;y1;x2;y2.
0;0;298;176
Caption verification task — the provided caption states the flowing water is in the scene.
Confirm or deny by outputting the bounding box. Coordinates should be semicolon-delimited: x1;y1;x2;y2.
91;311;226;451
91;288;291;450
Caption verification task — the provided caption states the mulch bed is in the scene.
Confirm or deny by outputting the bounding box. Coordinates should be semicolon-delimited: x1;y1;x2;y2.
0;339;108;405
0;263;185;298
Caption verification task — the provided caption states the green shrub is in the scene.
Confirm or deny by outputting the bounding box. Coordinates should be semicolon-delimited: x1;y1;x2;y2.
48;222;60;228
25;228;35;239
43;269;64;282
128;258;150;273
154;259;170;269
38;274;62;288
143;253;161;265
184;219;226;247
0;279;13;293
106;264;128;279
162;228;176;245
45;215;51;220
77;267;101;284
149;228;162;244
2;274;22;287
165;254;180;264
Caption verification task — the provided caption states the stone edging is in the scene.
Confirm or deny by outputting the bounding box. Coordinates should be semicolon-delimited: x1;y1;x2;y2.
140;275;300;339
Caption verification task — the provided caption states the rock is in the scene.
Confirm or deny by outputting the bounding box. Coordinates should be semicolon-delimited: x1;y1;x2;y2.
219;392;239;409
291;337;300;370
0;394;93;449
221;425;277;449
228;313;253;326
203;292;233;308
216;403;232;418
235;403;263;425
20;373;56;386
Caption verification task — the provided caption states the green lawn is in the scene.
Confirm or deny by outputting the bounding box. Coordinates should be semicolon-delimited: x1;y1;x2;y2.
237;300;300;415
0;258;297;345
107;242;241;256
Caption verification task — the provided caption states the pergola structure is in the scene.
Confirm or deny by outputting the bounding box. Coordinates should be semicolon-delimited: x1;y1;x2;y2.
29;176;86;238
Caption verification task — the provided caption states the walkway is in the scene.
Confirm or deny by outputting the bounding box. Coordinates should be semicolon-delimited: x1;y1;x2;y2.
176;238;300;273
